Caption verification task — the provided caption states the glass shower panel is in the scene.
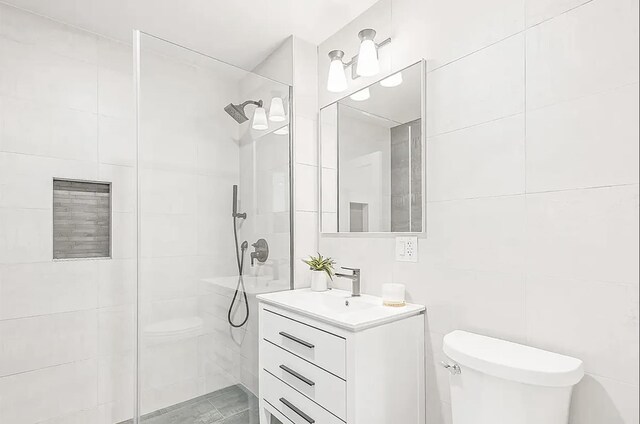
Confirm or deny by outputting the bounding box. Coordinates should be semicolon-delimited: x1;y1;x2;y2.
135;32;291;423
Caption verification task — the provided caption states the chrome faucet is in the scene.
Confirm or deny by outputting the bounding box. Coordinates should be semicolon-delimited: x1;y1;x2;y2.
335;267;361;297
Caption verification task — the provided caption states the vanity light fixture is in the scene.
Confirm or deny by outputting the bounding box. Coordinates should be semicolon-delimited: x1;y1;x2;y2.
252;107;269;130
268;97;286;122
356;29;380;77
349;87;370;101
327;50;348;93
380;71;403;87
326;28;391;93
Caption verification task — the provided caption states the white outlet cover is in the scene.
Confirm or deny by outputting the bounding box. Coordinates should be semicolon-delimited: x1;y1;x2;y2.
396;236;418;262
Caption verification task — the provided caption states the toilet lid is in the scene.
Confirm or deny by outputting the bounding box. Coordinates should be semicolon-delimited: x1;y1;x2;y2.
443;330;584;387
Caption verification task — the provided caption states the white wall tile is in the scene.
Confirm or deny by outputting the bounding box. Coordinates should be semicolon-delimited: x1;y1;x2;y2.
140;169;197;215
98;259;135;308
427;34;525;136
0;152;97;209
98;305;135;357
525;185;639;284
98;67;134;119
570;374;640;424
99;164;136;213
0;96;98;161
526;276;638;385
425;0;524;70
0;39;98;112
295;211;318;259
0;261;98;320
526;84;639;192
525;0;591;27
295;164;318;212
0;208;52;264
0;3;98;64
425;195;527;273
427;114;525;201
526;0;640;110
140;213;197;258
0;310;98;377
98;115;135;167
294;115;318;166
111;212;136;259
0;359;98;424
97;37;132;75
98;351;134;405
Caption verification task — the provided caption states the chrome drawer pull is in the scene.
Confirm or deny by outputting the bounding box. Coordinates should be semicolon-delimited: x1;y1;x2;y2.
280;397;315;423
279;364;315;386
279;331;315;349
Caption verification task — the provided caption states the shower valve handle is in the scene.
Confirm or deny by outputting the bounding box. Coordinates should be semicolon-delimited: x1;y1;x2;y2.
250;238;269;266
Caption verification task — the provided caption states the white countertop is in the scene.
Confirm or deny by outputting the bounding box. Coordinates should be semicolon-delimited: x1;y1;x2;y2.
257;288;425;331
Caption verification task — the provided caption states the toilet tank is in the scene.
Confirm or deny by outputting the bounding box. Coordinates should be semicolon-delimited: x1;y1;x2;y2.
443;331;584;424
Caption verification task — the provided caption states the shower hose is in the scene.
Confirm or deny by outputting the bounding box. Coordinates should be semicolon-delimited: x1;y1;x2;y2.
228;215;250;328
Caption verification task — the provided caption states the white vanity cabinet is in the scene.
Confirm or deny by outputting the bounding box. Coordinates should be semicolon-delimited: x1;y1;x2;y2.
257;289;426;424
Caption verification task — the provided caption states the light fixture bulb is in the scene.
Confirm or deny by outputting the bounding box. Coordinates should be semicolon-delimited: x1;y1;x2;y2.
380;72;403;87
349;87;370;101
356;29;380;77
252;107;268;130
327;50;348;93
274;125;289;135
268;97;286;122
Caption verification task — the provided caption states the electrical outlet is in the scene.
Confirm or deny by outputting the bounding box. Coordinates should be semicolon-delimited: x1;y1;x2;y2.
396;236;418;262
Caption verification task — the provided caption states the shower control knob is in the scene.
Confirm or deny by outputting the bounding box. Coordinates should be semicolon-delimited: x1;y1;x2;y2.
250;239;269;266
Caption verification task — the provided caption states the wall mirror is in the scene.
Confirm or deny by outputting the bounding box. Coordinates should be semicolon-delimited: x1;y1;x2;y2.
320;60;425;233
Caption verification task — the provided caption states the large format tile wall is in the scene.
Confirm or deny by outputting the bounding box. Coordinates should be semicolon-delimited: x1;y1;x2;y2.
0;4;136;423
318;0;639;423
292;37;321;287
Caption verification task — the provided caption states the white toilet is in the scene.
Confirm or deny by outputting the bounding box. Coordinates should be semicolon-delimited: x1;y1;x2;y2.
443;330;584;424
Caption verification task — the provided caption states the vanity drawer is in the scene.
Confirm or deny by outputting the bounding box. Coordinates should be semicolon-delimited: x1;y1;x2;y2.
262;309;346;378
262;339;347;420
262;369;345;424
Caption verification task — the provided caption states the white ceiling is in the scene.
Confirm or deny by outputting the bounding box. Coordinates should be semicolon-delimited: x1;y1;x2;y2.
1;0;379;69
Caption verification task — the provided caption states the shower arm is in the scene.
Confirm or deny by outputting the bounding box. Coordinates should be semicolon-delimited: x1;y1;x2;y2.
240;100;263;109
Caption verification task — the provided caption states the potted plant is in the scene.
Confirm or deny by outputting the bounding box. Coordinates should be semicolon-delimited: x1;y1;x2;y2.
302;253;336;292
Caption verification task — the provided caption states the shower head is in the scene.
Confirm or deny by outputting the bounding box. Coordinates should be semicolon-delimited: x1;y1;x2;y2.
224;99;263;124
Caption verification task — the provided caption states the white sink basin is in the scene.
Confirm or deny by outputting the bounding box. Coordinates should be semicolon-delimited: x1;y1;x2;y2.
257;288;425;331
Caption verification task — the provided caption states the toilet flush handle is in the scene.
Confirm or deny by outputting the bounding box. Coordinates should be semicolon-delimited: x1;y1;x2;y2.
440;361;462;375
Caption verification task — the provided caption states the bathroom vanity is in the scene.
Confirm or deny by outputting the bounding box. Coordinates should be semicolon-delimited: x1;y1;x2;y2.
257;289;426;424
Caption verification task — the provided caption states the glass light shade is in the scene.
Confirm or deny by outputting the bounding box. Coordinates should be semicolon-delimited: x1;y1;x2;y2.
356;39;379;77
349;87;370;102
268;97;286;122
380;72;403;87
274;125;289;135
327;58;348;93
252;107;268;130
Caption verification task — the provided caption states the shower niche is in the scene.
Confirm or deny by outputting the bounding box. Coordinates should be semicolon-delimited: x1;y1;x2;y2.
319;60;425;234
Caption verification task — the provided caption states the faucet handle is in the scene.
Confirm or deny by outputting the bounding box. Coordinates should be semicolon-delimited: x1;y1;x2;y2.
341;267;360;274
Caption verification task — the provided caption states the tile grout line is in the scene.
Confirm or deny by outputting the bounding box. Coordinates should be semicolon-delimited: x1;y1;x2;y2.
426;182;639;204
428;0;599;75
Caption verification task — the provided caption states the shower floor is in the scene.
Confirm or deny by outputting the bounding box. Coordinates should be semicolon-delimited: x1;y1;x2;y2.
120;385;260;424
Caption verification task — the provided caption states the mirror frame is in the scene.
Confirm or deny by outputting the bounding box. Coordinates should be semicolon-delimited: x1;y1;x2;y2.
318;59;426;235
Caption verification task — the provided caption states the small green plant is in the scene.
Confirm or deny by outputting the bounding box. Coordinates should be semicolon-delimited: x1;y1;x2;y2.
302;253;336;280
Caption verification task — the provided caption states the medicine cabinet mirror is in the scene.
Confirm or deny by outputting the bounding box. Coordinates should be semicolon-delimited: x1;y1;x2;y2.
320;60;425;233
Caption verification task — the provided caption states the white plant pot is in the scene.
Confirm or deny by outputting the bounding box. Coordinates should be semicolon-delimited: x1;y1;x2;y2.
310;271;329;292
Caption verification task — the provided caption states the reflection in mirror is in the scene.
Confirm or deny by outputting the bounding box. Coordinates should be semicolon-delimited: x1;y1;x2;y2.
320;61;424;233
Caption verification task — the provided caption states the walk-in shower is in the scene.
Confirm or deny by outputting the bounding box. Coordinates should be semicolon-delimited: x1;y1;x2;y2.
134;31;292;423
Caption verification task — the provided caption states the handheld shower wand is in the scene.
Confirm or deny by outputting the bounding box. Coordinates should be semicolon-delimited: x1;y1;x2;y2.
232;185;246;219
229;185;249;328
